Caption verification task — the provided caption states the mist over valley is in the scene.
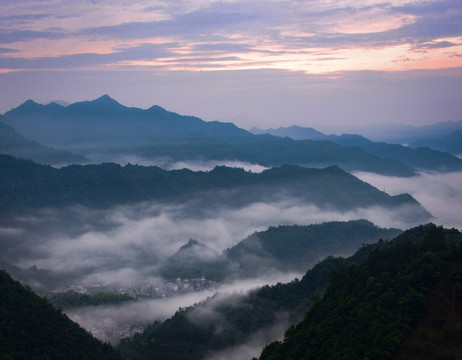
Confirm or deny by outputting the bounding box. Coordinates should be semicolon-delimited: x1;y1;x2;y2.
1;97;461;360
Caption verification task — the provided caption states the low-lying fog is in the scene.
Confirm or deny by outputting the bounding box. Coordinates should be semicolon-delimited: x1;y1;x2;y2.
2;169;459;290
66;272;299;345
3;195;429;285
83;156;270;173
1;165;460;354
354;171;462;229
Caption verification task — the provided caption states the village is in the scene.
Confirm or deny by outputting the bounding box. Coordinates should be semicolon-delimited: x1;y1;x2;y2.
58;276;221;343
55;276;221;299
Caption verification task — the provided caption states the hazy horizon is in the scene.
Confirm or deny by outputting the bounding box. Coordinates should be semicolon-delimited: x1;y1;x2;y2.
1;1;461;129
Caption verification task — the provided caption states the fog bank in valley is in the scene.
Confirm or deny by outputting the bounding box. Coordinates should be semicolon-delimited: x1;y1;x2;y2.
2;195;424;288
354;171;462;229
83;155;269;173
65;272;300;345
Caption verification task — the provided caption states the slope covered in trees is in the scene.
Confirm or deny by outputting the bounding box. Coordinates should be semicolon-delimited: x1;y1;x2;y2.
160;220;401;281
257;224;462;360
0;270;124;360
0;155;430;220
226;220;402;275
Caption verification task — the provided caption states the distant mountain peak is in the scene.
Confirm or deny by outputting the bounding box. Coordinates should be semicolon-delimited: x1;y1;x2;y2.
148;104;169;114
180;238;205;250
93;94;120;105
48;100;70;107
15;99;41;111
65;94;126;114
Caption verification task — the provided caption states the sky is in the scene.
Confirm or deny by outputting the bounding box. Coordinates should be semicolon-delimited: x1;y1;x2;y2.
1;0;462;129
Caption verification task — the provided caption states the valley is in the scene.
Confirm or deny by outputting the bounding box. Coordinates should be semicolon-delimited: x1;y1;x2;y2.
0;96;461;360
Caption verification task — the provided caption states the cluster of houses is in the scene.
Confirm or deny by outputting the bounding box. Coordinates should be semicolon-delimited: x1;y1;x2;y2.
61;276;221;343
130;276;220;298
52;276;220;299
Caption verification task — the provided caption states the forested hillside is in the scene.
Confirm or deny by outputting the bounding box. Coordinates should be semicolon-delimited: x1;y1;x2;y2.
257;224;462;360
0;270;124;360
0;155;430;220
160;220;401;280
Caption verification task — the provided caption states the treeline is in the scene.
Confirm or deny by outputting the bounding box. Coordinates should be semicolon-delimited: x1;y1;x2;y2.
46;291;134;309
0;270;124;360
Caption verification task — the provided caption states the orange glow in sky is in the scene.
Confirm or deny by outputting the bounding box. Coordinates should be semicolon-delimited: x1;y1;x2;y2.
1;0;461;126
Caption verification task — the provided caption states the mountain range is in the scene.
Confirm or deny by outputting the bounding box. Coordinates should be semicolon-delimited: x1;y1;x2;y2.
0;95;442;176
410;129;462;155
0;154;431;223
307;119;462;144
325;134;462;172
0;115;88;165
250;127;462;172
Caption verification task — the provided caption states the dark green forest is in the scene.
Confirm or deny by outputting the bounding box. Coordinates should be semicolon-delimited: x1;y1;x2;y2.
0;270;124;360
257;224;462;360
225;219;402;275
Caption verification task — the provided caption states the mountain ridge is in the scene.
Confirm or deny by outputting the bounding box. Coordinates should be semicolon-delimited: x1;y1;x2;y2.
0;154;431;221
0;116;88;165
2;96;418;176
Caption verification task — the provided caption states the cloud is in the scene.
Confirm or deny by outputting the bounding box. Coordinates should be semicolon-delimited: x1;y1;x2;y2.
0;42;174;70
79;3;256;40
1;0;461;74
5;187;429;288
85;155;269;173
65;290;218;343
0;29;67;43
354;171;462;229
205;313;289;360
